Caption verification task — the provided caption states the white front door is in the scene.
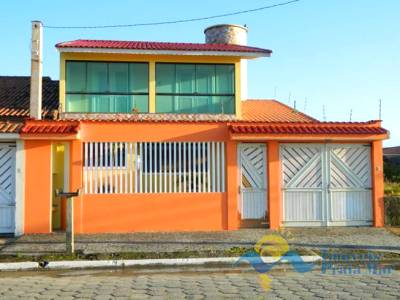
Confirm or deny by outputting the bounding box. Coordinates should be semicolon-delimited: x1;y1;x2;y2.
281;144;372;227
239;143;267;220
0;143;16;234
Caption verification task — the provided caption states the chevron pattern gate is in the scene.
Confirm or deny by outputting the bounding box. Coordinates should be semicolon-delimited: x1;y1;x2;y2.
239;144;267;220
0;143;16;233
281;144;372;226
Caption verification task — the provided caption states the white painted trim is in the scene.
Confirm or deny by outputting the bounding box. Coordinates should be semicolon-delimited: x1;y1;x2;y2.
0;134;19;140
57;47;271;58
14;140;25;236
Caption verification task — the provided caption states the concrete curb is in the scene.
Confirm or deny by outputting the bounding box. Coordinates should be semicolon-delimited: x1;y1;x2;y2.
0;255;321;271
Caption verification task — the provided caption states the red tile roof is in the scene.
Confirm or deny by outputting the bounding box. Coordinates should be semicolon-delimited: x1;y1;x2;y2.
229;122;388;135
0;121;23;134
61;100;317;123
241;100;317;122
56;39;272;55
20;121;79;134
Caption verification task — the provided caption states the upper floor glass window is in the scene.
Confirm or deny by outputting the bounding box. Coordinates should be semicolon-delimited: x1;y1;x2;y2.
155;63;235;114
65;61;149;113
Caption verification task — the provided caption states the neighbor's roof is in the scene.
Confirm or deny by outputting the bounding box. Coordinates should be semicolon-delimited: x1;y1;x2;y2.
0;76;59;119
383;146;400;156
0;76;59;133
241;100;317;123
0;121;23;134
61;100;317;123
56;39;272;57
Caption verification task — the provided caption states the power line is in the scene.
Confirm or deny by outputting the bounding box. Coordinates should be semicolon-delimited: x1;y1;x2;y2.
43;0;300;29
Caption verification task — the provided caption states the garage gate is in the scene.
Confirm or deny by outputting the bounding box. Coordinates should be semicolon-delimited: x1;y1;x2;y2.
0;143;16;234
281;144;372;227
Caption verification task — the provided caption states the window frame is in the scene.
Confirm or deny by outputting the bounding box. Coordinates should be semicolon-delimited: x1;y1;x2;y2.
65;60;150;113
155;62;236;114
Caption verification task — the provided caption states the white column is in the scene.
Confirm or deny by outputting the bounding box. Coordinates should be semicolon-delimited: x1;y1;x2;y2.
14;140;25;236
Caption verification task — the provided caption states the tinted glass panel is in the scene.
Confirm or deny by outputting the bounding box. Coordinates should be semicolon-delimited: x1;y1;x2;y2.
129;63;149;93
109;63;129;93
215;65;234;94
87;63;108;93
66;94;90;112
156;95;174;113
66;62;86;92
175;64;195;94
156;64;175;93
132;95;149;113
196;65;215;94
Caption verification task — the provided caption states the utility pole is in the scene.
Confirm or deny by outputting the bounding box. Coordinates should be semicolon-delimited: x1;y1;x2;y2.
379;99;382;120
30;21;43;120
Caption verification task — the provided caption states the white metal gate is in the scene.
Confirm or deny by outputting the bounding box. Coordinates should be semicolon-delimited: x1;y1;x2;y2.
0;143;16;233
281;144;372;227
239;144;267;220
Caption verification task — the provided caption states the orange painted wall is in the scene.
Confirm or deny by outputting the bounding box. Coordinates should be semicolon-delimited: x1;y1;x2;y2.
226;141;239;229
24;140;52;233
80;122;228;142
69;122;231;233
75;193;226;233
371;140;384;227
22;120;386;233
267;141;281;229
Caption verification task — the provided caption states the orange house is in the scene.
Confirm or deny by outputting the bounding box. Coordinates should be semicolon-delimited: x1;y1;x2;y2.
0;23;388;235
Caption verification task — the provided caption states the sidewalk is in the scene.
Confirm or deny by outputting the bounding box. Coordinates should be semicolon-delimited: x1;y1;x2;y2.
1;228;400;256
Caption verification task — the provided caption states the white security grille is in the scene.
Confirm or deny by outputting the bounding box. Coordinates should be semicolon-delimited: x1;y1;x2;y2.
281;144;372;227
83;142;225;194
239;144;267;220
0;143;16;233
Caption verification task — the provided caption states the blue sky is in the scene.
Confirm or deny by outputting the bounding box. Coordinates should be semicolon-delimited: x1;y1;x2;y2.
1;0;399;146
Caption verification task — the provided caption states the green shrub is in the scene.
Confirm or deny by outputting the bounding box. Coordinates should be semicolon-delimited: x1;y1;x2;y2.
384;159;400;182
385;196;400;226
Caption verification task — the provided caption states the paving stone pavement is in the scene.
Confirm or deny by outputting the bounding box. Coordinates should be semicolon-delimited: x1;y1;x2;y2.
0;267;399;299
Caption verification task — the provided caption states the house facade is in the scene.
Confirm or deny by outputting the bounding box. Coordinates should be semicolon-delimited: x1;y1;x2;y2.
0;22;388;235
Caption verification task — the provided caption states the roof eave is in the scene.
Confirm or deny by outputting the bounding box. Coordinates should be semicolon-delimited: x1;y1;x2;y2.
230;132;389;141
57;47;271;58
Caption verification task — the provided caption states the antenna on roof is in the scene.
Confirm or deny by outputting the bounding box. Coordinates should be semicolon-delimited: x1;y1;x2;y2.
349;109;353;122
304;97;308;112
379;99;382;120
294;100;297;110
288;92;292;107
322;105;327;121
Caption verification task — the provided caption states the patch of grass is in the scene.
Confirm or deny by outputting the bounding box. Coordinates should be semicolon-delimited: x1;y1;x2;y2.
385;182;400;196
0;246;313;263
